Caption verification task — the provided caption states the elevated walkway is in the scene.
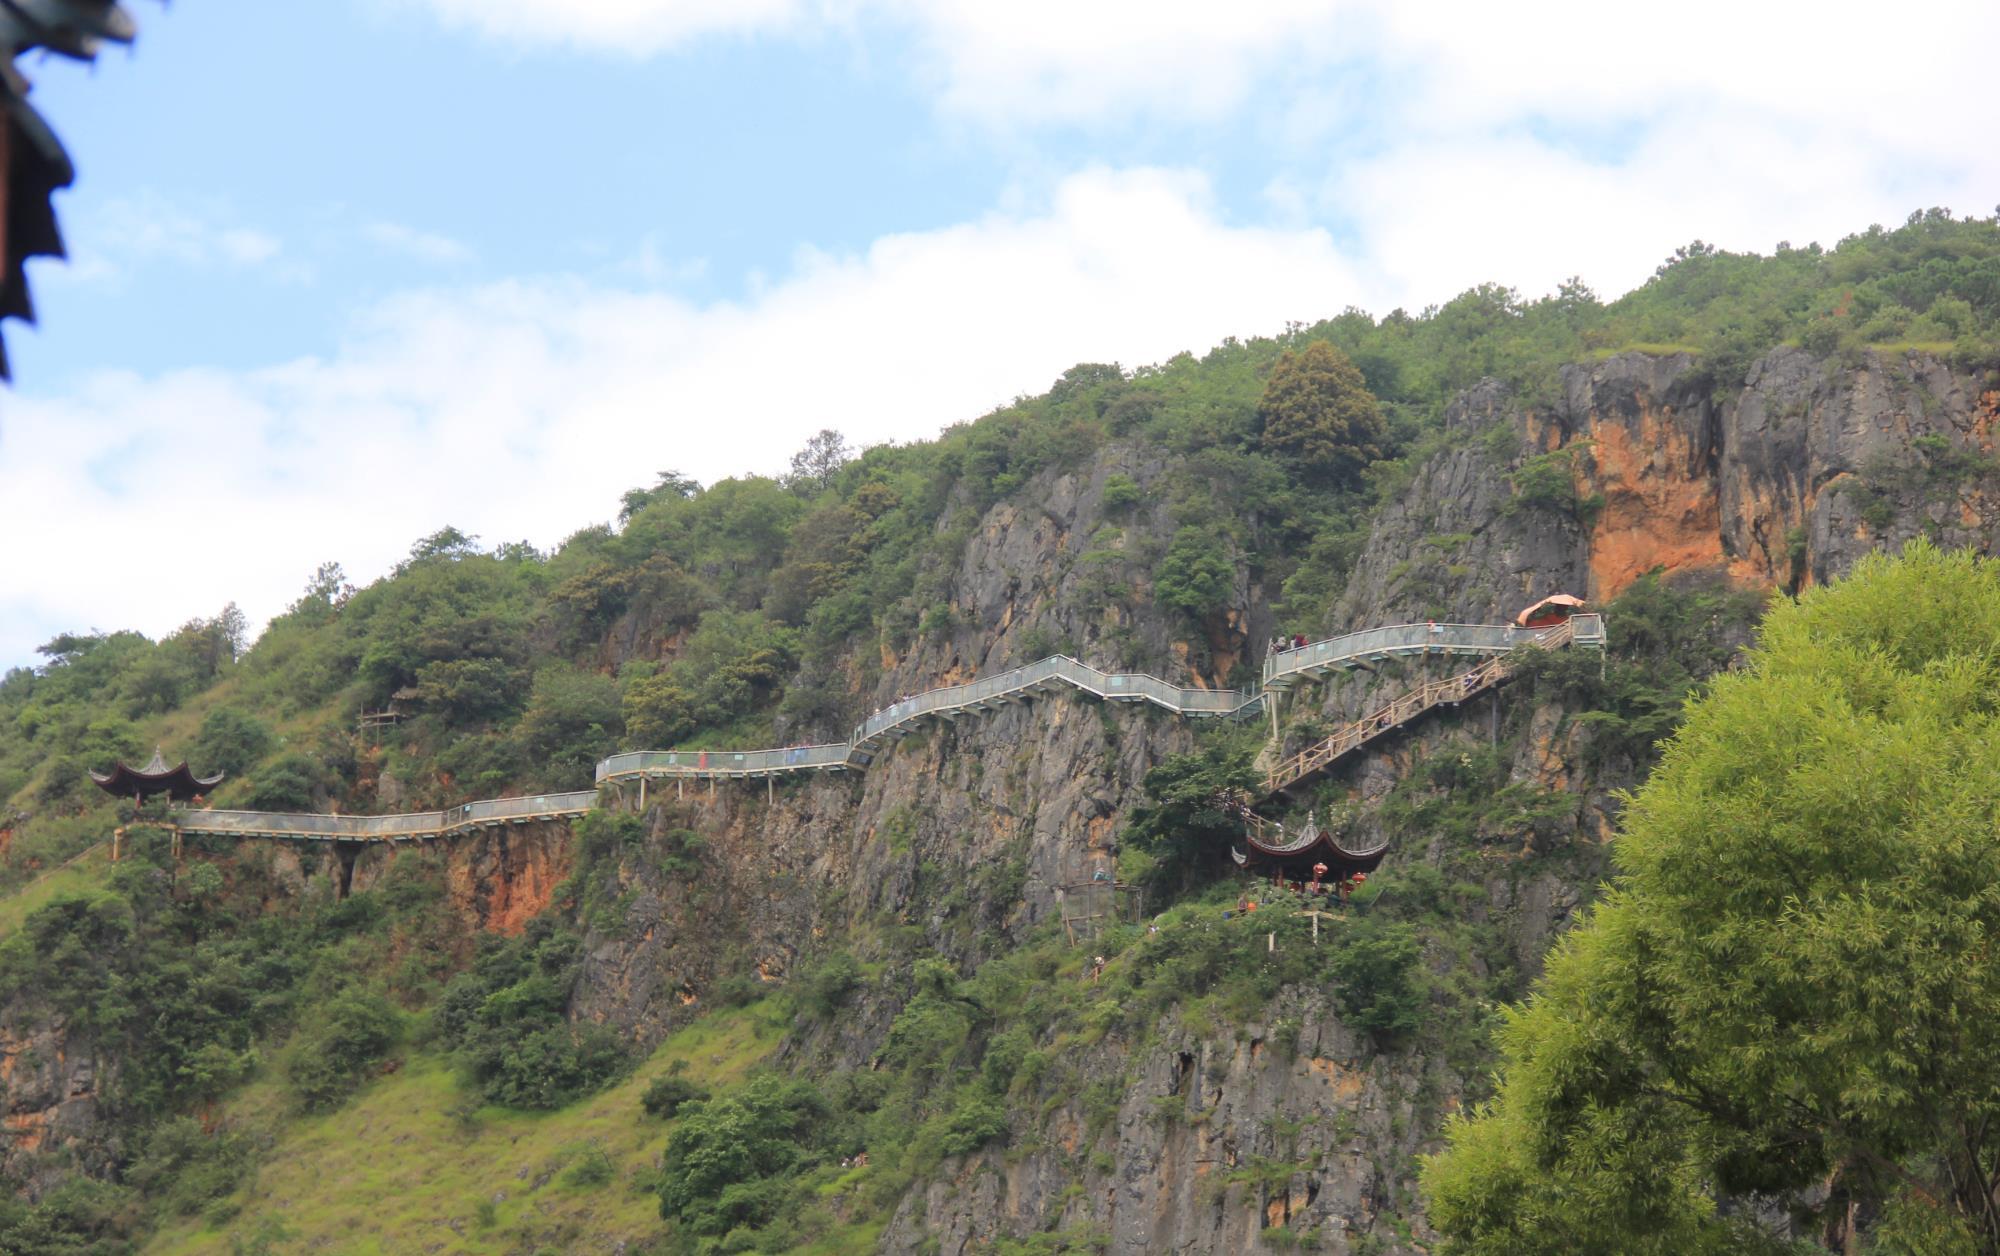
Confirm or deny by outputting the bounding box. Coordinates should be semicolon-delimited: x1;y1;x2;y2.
172;615;1604;843
1264;618;1579;795
1263;615;1602;690
176;791;597;841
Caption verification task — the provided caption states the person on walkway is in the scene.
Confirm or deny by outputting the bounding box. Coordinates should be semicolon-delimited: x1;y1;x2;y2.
1293;633;1307;650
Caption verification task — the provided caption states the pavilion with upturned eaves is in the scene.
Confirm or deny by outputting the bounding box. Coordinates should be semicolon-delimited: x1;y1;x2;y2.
90;748;223;804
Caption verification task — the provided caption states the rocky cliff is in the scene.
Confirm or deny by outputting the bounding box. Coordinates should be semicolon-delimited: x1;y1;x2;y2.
1339;347;1999;631
5;346;1994;1253
553;347;1997;1253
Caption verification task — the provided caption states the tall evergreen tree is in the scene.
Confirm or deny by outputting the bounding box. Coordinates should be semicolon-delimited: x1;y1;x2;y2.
1257;340;1386;486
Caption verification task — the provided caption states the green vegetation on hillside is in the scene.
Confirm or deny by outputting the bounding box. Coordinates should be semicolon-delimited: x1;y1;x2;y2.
0;830;473;1253
144;1004;790;1256
1422;542;2000;1253
6;210;1995;845
1;212;1998;1252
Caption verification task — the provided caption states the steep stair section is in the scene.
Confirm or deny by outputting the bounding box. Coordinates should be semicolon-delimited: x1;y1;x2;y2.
1263;619;1579;795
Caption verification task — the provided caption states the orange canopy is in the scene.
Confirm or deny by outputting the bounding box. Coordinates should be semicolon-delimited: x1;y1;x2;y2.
1515;593;1586;626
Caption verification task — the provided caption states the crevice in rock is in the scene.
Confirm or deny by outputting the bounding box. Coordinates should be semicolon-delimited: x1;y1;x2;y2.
333;842;360;900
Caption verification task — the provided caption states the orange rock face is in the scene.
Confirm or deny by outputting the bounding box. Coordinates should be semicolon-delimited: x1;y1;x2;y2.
1579;407;1733;601
441;823;576;936
2;1110;45;1152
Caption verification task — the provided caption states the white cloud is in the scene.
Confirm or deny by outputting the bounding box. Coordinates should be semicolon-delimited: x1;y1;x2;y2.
386;0;813;54
388;0;1351;121
0;168;1361;667
64;192;292;283
362;221;475;265
1328;115;1987;310
381;0;2000;298
881;0;1349;127
380;0;2000;149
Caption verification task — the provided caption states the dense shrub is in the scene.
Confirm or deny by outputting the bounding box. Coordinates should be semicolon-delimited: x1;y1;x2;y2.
241;752;329;812
286;990;401;1112
1100;473;1143;512
1257;340;1386;486
516;665;622;787
435;921;631;1109
640;1061;710;1119
126;1118;258;1217
1325;918;1425;1039
1152;527;1234;621
656;1076;832;1236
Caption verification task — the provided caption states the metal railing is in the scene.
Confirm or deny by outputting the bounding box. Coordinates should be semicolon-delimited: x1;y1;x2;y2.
595;744;852;783
177;790;598;842
181;615;1606;840
1262;615;1603;687
847;655;1259;749
597;620;1605;785
1264;617;1584;794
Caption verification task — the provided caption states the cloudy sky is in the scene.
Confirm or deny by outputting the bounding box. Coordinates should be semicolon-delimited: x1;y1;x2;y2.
1;0;1996;669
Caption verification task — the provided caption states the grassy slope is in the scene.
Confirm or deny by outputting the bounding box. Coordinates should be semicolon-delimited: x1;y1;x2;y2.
143;1001;863;1255
1;672;340;897
0;844;111;939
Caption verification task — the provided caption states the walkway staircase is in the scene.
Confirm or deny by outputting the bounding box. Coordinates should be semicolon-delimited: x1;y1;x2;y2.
173;615;1603;843
1263;618;1579;795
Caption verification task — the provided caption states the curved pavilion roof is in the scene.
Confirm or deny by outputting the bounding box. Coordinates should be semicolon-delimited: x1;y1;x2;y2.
91;748;223;802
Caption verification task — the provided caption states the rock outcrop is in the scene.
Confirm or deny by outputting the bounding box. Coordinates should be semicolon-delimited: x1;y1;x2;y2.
0;1014;113;1192
1341;348;1997;633
566;347;1994;1253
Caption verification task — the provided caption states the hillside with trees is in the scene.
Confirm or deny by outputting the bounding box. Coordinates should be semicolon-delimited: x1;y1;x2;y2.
1;210;1999;1254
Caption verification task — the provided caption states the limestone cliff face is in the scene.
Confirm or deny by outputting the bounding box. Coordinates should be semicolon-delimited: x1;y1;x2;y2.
883;993;1441;1254
220;821;577;937
879;444;1271;696
0;1013;114;1192
564;347;1997;1253
1338;347;1999;630
573;694;1195;1049
573;440;1281;1050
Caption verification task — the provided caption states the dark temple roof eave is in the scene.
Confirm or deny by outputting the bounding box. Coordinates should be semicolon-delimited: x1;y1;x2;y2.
89;749;224;801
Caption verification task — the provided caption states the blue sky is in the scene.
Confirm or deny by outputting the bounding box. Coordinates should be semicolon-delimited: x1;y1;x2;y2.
2;0;1996;668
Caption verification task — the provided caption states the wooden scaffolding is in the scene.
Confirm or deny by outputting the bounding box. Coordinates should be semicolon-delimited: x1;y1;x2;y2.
1057;878;1139;945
